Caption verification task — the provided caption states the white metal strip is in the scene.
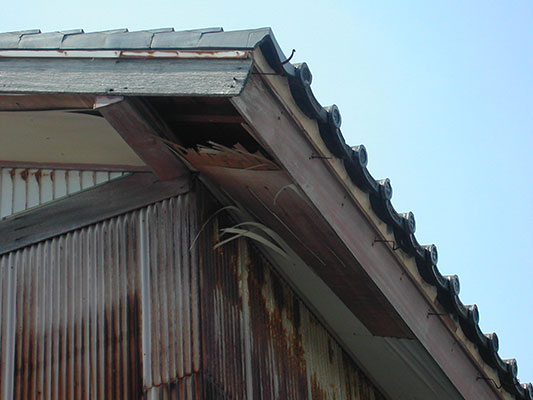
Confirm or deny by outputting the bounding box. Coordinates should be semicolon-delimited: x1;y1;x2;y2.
0;49;250;59
0;168;127;219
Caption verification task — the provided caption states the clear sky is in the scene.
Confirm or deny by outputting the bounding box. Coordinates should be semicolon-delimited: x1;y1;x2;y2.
3;0;532;384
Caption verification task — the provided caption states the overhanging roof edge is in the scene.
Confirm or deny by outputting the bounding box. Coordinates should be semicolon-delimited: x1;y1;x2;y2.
251;31;532;400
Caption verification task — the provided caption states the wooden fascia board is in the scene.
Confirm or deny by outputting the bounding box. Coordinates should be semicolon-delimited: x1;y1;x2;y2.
0;57;252;96
230;73;504;400
98;97;187;181
0;172;190;255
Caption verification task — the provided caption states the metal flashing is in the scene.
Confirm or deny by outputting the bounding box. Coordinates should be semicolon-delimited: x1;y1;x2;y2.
0;49;250;58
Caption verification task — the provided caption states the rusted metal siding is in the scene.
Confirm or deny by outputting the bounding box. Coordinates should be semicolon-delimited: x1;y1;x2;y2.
0;167;126;219
0;184;384;399
0;252;16;399
141;196;201;399
198;193;386;400
199;216;249;398
0;216;143;399
0;193;200;399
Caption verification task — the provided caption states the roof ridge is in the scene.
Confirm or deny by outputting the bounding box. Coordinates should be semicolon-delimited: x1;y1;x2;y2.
0;27;271;50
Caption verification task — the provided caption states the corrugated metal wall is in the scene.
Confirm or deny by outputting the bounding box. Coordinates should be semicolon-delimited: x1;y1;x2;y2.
0;193;200;399
141;196;201;400
0;186;385;399
198;194;386;400
0;168;126;219
0;215;142;399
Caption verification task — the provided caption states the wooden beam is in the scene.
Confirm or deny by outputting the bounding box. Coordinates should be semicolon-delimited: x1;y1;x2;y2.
230;73;502;400
0;172;190;255
98;97;187;180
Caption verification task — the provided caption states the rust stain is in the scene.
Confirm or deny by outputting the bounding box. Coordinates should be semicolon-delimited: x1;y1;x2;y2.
34;169;42;185
20;169;29;181
311;375;329;400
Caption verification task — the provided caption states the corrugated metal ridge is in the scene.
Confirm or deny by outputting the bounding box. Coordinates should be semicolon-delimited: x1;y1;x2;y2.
0;27;272;51
255;32;533;400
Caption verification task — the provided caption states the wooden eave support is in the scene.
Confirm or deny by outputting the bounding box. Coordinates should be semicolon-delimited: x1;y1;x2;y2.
0;172;190;255
230;73;504;400
98;97;188;181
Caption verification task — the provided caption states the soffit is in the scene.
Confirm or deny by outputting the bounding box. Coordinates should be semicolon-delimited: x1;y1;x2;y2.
0;110;144;166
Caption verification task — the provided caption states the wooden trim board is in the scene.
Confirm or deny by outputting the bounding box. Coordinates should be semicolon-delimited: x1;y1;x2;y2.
0;172;190;255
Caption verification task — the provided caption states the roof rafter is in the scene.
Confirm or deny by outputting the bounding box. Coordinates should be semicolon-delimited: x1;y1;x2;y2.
98;97;187;181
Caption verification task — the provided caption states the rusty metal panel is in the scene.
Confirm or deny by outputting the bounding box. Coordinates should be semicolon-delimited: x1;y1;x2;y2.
199;214;249;399
141;196;202;399
0;192;200;399
0;167;126;219
198;196;386;400
0;252;16;399
1;215;143;399
0;182;384;399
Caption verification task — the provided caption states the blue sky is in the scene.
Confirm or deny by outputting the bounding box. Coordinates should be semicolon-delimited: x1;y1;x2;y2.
3;0;532;384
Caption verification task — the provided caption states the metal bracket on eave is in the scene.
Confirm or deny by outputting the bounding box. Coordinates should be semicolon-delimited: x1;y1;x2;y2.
93;95;124;109
372;238;401;251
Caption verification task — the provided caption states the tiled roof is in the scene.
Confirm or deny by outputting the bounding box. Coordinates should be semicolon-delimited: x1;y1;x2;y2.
1;26;531;399
0;27;272;50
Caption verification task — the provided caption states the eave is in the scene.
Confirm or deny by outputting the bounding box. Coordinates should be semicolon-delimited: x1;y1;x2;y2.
0;26;530;400
243;41;532;399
